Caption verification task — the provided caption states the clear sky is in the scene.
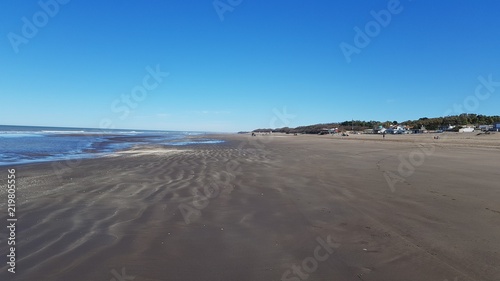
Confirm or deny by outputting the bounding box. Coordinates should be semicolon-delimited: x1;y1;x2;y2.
1;0;499;132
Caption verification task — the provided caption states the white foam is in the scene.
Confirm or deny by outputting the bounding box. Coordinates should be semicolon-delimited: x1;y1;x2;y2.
106;148;188;157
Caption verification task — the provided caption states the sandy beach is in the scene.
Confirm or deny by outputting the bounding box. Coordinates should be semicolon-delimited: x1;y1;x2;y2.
1;132;499;281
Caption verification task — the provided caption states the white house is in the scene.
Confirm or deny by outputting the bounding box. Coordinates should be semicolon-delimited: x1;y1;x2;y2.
459;127;474;133
386;125;412;134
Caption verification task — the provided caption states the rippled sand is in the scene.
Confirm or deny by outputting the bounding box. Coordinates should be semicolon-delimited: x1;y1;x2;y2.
0;133;499;281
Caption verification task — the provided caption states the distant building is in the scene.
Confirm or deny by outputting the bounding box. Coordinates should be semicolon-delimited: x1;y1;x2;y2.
478;125;493;131
318;128;338;135
387;125;409;134
439;125;455;131
459;127;474;133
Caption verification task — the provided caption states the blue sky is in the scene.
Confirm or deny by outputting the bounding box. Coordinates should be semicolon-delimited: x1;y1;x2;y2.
1;0;499;132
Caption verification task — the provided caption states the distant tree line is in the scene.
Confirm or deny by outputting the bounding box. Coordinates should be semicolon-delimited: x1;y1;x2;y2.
253;114;500;134
401;114;500;130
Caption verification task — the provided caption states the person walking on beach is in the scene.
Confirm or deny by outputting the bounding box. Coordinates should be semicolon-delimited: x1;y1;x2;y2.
383;132;386;139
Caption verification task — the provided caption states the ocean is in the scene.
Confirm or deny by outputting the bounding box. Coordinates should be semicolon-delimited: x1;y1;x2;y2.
0;125;222;166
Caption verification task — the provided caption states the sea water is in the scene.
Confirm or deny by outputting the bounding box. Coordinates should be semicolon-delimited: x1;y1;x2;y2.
0;125;222;166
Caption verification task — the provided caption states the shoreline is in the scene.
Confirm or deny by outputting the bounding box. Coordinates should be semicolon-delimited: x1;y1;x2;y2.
0;133;229;168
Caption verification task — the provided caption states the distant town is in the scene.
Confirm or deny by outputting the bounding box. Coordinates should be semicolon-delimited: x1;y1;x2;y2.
252;113;500;134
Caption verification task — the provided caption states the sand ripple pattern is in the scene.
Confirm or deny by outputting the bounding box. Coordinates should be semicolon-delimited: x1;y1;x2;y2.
0;134;499;281
0;143;282;281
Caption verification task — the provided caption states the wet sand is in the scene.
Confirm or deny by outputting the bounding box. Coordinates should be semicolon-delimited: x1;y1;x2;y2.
1;133;499;281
